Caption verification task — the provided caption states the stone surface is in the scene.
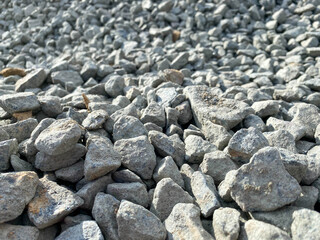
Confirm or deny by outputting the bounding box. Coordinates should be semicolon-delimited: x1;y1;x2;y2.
0;224;39;240
15;68;47;92
141;102;166;128
1;118;38;142
117;200;167;240
55;221;104;240
55;160;84;183
212;207;240;240
51;70;83;88
113;115;147;141
291;209;320;240
82;110;108;130
0;92;40;114
0;138;18;170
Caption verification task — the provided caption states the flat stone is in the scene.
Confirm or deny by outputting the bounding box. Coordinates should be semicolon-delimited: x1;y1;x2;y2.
117;200;166;240
92;193;120;240
0;224;39;240
199;150;238;183
228;147;301;212
10;154;33;172
55;160;84;183
0;138;18;170
15;68;47;92
0;171;39;223
291;209;320;240
0;92;40;114
51;70;84;88
185;135;217;164
35;119;82;156
84;136;121;181
113;115;147;141
151;178;193;221
82;110;108;130
165;203;214;240
191;171;221;217
55;221;104;240
112;169;143;184
227;127;269;164
152;131;185;163
28;177;83;229
171;52;189;69
156;87;178;107
184;85;254;130
212;207;240;240
307;47;320;57
114;135;156;180
107;182;149;208
61;214;93;231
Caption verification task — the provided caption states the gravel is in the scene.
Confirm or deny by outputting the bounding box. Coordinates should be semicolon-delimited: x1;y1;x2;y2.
1;0;320;238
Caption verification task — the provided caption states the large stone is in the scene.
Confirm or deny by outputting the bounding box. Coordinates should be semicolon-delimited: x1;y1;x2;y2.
184;85;254;130
15;68;47;92
92;193;120;240
212;207;240;240
228;147;301;212
117;200;167;240
84;136;121;181
114;136;156;180
164;203;214;240
113;115;147;141
0;92;40;114
0;224;39;240
264;130;297;153
141;102;166;128
55;221;104;240
291;209;320;240
35;119;82;156
28;177;84;229
151;178;193;221
0;171;39;223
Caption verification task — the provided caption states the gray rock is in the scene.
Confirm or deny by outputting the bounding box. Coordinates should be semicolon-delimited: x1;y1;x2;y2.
141;103;166;128
156;88;178;107
314;123;320;144
112;169;143;184
35;143;86;171
307;47;320;57
0;128;9;142
0;138;18;170
92;193;120;240
0;171;39;223
84;136;121;181
251;100;279;117
38;96;63;117
107;182;149;208
264;130;297;153
212;207;240;240
171;52;189;69
312;177;320;202
180;163;195;196
61;214;92;231
185;135;217;164
148;131;185;167
10;154;33;171
35;119;82;156
228;147;301;212
76;174;113;210
165;203;214;240
28;177;83;229
291;209;320;240
113;115;147;141
51;70;83;88
117;200;166;240
243;114;267;132
56;221;104;240
80;62;98;81
199;150;238;183
227;127;269;164
153;156;185;188
201;121;232;150
55;160;84;183
0;224;39;240
175;100;192;125
292;186;319;210
218;170;237;203
151;178;193;221
296;140;315;154
1;118;38;143
82;110;108;130
104;75;125;98
0;92;40;114
15;68;47;92
184;85;254;130
304;146;320;184
114;136;156;180
243;220;291;240
191;171;221;217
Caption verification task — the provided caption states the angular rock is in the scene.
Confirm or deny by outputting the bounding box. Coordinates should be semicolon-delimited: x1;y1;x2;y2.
251;100;279;117
243;114;267;132
0;138;18;170
0;171;39;223
38;96;63;117
55;160;84;183
82;110;108;130
304;146;320;184
180;163;195;196
160;69;184;85
84;136;121;181
141;102;166;128
165;203;214;240
112;169;143;184
55;221;104;240
201;121;232;150
51;70;83;88
0;92;40;114
113;115;147;141
264;130;297;153
35;119;82;156
228;147;301;212
151;178;193;221
0;224;39;240
291;209;320;240
117;200;166;240
10;154;33;172
104;75;125;98
15;68;47;92
292;186;319;210
92;193;120;240
212;207;240;240
1;118;38;142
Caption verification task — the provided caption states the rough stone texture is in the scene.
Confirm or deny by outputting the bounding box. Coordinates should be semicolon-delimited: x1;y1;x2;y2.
113;115;147;141
251;100;280;117
0;224;39;240
201;121;232;150
151;178;193;221
141;102;166;128
28;177;84;229
114;135;156;180
0;138;18;170
51;70;84;88
184;85;254;130
291;209;320;240
243;220;291;240
0;171;39;223
15;68;47;92
212;207;240;240
184;135;217;164
160;69;184;85
1;118;38;142
180;163;195;196
304;146;320;184
0;92;40;114
264;130;297;153
117;200;167;240
55;160;84;183
92;193;120;240
227;127;269;164
84;136;121;181
35;143;86;171
292;185;319;210
165;203;214;240
228;147;301;212
38;96;63;117
82;110;108;130
35;119;82;156
199;150;238;183
55;221;104;240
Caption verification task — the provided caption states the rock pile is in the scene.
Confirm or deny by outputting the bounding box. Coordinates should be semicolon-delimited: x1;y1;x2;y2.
1;0;320;239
